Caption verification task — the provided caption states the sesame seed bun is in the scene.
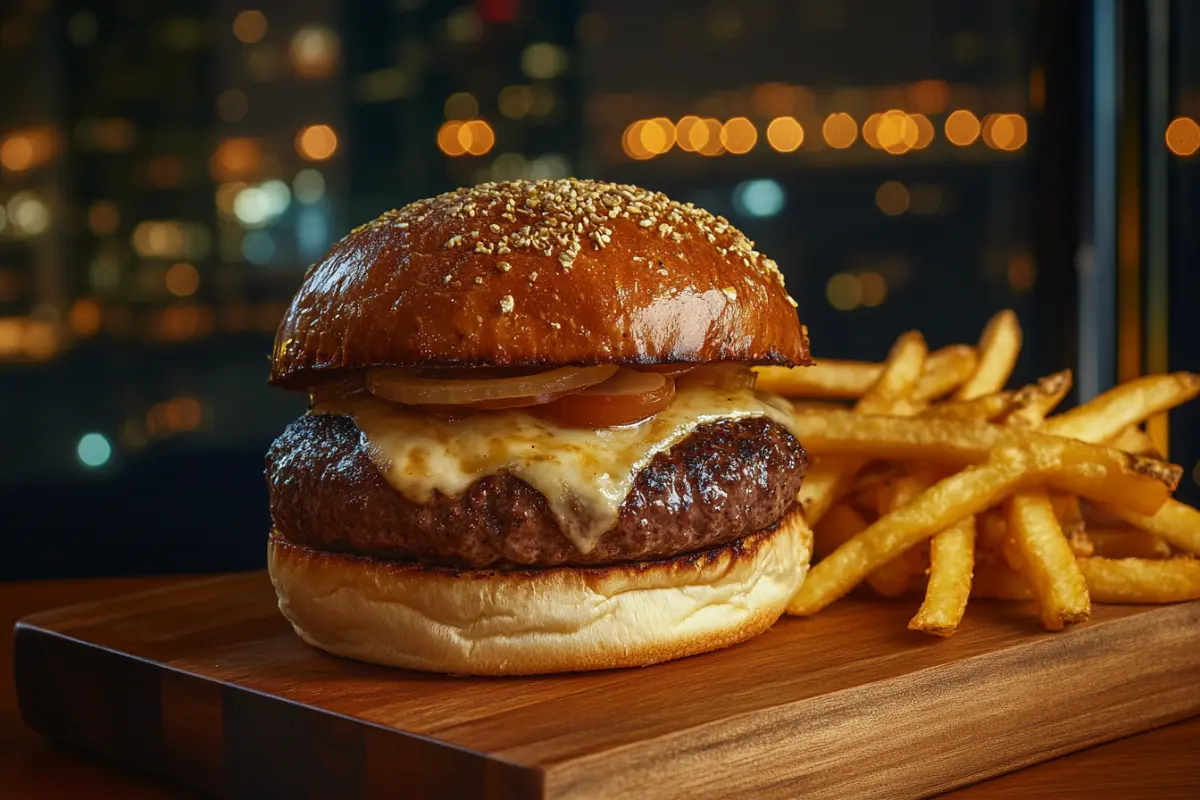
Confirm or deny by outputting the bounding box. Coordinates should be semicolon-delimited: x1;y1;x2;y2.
267;507;812;675
270;178;811;388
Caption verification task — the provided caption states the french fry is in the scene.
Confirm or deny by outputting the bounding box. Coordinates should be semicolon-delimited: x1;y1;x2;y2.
1043;372;1200;443
798;456;864;527
789;462;1023;615
1092;498;1200;555
788;443;1178;616
920;391;1016;422
1067;528;1095;558
756;360;880;399
1087;527;1173;559
912;345;979;401
1001;535;1027;571
955;310;1022;400
1001;371;1072;427
855;332;927;413
910;516;976;636
1005;490;1091;629
788;410;1180;513
971;562;1036;600
813;503;870;560
1078;557;1200;603
976;509;1009;552
756;344;977;400
867;475;928;597
1107;425;1161;457
797;333;928;525
1049;493;1085;535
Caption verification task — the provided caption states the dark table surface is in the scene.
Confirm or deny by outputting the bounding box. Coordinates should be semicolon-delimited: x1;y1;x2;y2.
3;576;1197;798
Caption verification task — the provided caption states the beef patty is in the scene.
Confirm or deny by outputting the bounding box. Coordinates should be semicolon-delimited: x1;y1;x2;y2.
266;412;806;569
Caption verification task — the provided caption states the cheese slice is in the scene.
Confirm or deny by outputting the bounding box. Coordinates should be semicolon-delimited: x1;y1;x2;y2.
313;383;800;554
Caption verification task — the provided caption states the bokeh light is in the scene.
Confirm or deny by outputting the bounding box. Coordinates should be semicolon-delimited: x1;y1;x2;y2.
165;263;200;297
295;125;338;160
1165;117;1200;157
720;117;757;154
826;273;862;311
875;181;910;216
945;110;981;146
822;113;858;149
766;117;804;152
76;432;112;468
733;179;785;218
232;10;267;44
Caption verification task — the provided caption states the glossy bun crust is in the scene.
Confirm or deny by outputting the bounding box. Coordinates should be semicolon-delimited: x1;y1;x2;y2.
271;179;811;387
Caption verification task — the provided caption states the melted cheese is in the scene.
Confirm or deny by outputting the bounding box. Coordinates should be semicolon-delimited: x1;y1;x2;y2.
314;384;800;554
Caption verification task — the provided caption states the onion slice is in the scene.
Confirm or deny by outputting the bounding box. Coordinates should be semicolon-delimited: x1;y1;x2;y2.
535;368;677;427
365;364;619;406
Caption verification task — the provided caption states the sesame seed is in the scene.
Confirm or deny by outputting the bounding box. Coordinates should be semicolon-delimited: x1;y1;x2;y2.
396;222;409;229
443;274;452;283
788;295;799;307
499;295;515;314
530;271;538;281
722;287;737;300
657;269;669;276
474;276;484;284
497;261;512;272
549;321;561;329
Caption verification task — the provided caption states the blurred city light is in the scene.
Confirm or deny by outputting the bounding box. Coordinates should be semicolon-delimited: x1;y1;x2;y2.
1165;117;1199;157
826;273;862;310
293;169;325;204
444;92;479;120
521;43;568;79
733;179;786;218
8;192;50;235
875;181;910;215
290;26;339;79
822;113;857;149
165;263;200;297
295;125;338;161
945;110;981;146
766;117;804;152
232;10;268;44
76;433;112;468
720;117;757;154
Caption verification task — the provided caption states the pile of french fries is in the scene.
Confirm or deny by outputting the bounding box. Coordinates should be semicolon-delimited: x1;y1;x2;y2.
757;310;1200;636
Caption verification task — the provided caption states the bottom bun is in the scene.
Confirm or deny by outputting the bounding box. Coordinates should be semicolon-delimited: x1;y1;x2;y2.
268;508;812;675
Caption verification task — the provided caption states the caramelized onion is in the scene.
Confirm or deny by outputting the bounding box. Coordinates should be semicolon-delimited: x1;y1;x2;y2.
535;368;677;427
677;364;758;392
365;364;619;406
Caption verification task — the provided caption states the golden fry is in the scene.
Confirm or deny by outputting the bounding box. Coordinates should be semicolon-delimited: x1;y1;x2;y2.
813;503;870;560
912;345;980;401
1107;425;1161;457
976;508;1008;552
1044;372;1200;443
789;462;1022;615
867;474;929;597
910;516;976;636
788;409;1180;514
855;332;927;414
1005;489;1090;629
1093;498;1200;555
971;562;1036;600
797;456;864;527
920;391;1016;422
1079;557;1200;603
955;310;1022;400
755;360;878;399
1002;371;1072;427
757;344;977;400
1087;527;1173;559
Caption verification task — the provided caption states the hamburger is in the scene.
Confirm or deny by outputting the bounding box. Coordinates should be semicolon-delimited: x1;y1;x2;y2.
265;178;814;675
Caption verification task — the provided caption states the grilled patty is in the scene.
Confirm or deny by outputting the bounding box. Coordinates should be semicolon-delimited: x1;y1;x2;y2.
266;412;806;569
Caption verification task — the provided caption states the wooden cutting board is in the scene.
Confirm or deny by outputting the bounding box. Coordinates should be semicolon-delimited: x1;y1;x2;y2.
13;572;1200;799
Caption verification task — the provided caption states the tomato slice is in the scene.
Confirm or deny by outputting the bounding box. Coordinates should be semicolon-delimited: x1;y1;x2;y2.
534;369;676;427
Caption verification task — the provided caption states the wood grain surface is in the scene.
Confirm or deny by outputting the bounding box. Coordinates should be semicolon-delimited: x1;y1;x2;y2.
8;573;1200;799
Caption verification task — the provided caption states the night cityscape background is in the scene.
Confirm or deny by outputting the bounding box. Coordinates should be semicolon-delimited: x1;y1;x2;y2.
2;0;1197;578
